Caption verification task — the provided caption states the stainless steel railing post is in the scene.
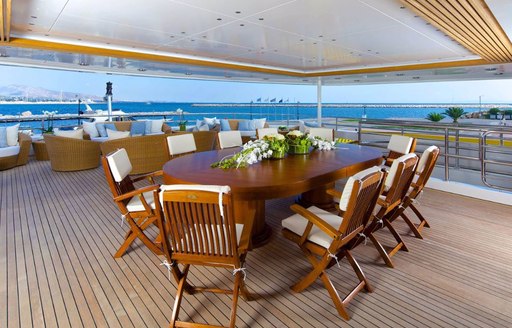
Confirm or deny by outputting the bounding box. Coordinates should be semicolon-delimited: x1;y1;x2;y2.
444;128;450;181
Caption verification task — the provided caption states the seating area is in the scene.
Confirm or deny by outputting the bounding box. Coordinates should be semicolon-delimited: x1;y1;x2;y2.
2;160;512;327
0;129;31;171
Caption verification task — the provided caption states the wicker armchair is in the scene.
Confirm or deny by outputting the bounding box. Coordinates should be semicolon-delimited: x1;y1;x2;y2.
0;132;31;170
43;134;101;171
100;134;170;174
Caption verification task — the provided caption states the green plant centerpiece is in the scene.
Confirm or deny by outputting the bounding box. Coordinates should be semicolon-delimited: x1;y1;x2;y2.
176;108;187;131
426;112;445;122
286;130;312;154
263;134;289;159
444;107;466;123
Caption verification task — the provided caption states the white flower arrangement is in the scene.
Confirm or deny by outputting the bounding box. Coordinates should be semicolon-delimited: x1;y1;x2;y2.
311;136;337;151
212;139;273;169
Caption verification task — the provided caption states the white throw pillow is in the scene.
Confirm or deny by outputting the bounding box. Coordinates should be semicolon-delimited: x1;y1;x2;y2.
107;129;130;140
82;122;99;137
6;124;20;146
253;118;266;129
54;128;84;139
150;119;164;133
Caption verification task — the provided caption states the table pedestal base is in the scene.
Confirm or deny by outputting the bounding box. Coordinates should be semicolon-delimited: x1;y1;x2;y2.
297;182;337;211
234;199;272;248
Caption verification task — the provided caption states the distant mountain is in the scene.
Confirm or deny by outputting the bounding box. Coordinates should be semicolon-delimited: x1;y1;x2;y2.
0;84;104;102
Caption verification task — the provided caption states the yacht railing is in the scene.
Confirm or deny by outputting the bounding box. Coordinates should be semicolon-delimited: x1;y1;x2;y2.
323;117;512;192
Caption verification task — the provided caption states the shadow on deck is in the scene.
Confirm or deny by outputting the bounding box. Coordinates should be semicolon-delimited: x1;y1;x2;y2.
1;160;511;327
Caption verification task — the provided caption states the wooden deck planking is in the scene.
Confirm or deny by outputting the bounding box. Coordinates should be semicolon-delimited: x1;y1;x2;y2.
1;160;512;327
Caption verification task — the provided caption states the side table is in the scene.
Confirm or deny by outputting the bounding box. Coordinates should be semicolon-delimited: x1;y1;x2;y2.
32;140;50;161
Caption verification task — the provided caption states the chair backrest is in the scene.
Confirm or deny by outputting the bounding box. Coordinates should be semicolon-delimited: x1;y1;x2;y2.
411;145;440;197
382;153;418;209
217;131;243;149
101;148;135;202
158;185;242;264
385;135;416;165
256;127;278;139
309;128;334;142
167;133;197;156
337;166;386;236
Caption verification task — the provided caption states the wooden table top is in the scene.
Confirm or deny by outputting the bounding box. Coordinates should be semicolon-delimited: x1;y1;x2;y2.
163;144;383;201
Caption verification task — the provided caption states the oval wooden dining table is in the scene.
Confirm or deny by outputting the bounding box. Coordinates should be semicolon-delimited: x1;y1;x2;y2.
163;144;383;247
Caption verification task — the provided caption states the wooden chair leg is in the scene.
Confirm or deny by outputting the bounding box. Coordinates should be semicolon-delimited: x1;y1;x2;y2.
383;218;409;254
400;212;424;239
170;265;190;327
229;272;243;328
410;203;431;229
368;232;394;268
320;269;350;320
345;250;373;293
291;251;327;293
115;216;162;258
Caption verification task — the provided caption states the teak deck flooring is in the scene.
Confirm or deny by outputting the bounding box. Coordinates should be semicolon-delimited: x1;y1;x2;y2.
1;160;511;327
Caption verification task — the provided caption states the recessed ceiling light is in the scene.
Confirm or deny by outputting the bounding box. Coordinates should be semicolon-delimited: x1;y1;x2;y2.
331;39;336;42
30;15;37;19
412;76;420;79
485;68;497;71
318;35;323;38
217;18;222;21
258;18;264;20
181;31;186;34
235;11;241;14
240;24;245;26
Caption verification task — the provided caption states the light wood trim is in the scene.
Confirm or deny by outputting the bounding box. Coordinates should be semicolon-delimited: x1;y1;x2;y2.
400;0;512;62
0;0;5;42
6;37;492;79
5;0;10;42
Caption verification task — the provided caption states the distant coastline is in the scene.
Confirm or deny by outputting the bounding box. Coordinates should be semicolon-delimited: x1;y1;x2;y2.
192;103;512;108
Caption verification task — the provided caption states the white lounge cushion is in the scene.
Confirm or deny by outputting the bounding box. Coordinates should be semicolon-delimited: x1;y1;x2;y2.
218;131;243;149
106;148;132;182
107;129;130;140
417;145;438;175
309;128;334;141
239;130;256;138
387;135;413;154
82;122;99;138
253;118;266;129
151;119;164;133
338;166;382;212
282;205;343;249
54;128;84;139
126;190;156;212
384;153;417;191
0;145;20;157
167;134;196;156
257;128;278;139
90;136;109;142
6;124;20;146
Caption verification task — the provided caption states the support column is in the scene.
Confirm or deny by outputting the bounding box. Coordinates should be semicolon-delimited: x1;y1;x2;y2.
317;78;322;126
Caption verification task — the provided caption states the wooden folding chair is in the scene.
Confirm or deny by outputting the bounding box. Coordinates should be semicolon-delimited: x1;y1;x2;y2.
101;148;163;258
256;127;278;139
383;134;416;167
282;166;386;320
308;127;335;141
217;131;243;149
388;145;440;239
166;133;197;157
363;153;418;268
155;184;254;328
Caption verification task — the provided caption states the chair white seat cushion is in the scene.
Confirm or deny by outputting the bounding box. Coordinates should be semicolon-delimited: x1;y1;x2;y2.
126;190;156;211
0;145;20;157
282;206;343;249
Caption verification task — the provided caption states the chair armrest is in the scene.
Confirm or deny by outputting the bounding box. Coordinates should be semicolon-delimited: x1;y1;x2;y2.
290;204;339;239
114;184;159;202
131;170;163;182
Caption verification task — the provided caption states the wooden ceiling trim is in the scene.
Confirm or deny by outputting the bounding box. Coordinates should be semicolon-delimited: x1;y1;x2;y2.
402;0;512;63
5;0;10;42
445;0;508;59
305;59;487;77
402;0;498;62
0;0;5;42
469;0;512;61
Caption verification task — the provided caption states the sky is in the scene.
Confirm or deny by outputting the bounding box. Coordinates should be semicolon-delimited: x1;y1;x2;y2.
1;64;512;104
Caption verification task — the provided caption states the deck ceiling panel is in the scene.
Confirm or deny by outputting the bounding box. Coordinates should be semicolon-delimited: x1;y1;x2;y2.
1;0;511;84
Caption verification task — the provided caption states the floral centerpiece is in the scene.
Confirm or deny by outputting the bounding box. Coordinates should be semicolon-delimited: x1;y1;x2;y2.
211;139;273;169
263;134;289;159
42;110;58;133
176;108;187;131
311;137;336;151
286;130;312;154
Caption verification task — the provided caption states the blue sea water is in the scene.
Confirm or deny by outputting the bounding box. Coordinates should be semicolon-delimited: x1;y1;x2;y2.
0;102;482;130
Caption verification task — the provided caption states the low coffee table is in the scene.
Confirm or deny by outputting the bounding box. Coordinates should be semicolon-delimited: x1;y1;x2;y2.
32;140;49;161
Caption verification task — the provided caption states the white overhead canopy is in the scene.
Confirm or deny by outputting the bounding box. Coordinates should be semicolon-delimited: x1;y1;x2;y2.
0;0;511;85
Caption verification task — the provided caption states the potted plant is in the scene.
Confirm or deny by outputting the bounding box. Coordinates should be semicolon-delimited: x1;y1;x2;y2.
42;110;58;133
263;134;289;159
444;107;466;123
488;107;500;119
286;130;312;154
176;108;187;131
426;112;445;122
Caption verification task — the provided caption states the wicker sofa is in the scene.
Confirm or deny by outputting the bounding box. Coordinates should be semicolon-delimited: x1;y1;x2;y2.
0;132;31;171
43;134;102;171
83;121;172;140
